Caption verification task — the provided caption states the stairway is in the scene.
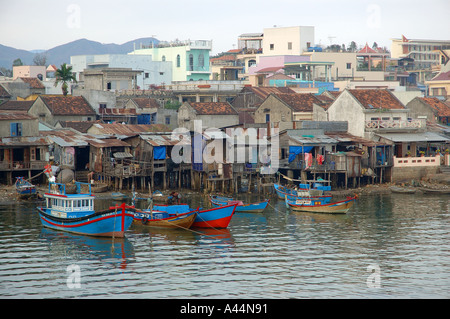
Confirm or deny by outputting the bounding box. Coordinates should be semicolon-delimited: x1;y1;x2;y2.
76;170;89;183
440;166;450;174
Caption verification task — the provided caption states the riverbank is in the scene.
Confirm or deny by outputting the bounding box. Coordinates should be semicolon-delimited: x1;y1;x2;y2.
1;177;449;203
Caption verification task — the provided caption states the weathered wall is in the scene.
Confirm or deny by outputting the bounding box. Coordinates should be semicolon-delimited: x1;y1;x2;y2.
391;166;440;183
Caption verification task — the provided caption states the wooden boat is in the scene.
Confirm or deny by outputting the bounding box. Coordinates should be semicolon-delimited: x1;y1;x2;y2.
273;183;332;203
209;195;269;213
285;195;357;214
91;183;108;193
152;203;238;229
37;182;134;237
419;187;450;194
389;186;416;194
15;177;36;199
132;209;197;229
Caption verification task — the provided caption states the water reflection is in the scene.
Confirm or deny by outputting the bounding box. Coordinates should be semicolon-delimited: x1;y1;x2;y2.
39;228;134;269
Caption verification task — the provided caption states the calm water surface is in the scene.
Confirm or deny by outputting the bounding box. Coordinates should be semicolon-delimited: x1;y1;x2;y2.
0;191;448;298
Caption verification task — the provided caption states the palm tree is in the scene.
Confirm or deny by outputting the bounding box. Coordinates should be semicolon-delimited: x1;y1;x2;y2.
54;63;77;96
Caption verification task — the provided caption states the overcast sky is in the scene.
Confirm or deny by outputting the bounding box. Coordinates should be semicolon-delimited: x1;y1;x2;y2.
1;0;449;54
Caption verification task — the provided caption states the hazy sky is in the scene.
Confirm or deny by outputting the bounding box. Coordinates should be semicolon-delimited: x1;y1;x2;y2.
1;0;449;54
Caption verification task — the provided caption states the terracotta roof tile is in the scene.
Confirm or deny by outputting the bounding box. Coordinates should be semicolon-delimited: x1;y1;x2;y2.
348;89;405;110
0;100;34;111
19;77;45;89
0;84;11;98
39;95;96;115
131;97;160;109
189;102;238;115
430;70;450;82
273;93;327;112
419;97;450;117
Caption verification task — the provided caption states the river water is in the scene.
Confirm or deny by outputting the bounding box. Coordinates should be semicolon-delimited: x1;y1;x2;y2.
0;191;448;299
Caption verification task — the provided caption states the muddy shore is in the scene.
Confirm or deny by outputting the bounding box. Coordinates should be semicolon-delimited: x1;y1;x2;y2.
2;173;448;203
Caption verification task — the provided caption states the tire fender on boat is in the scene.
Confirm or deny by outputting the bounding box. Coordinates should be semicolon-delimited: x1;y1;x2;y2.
142;216;148;225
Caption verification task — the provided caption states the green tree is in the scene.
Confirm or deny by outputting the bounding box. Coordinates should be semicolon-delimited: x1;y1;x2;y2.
348;41;357;52
54;63;77;96
13;58;23;66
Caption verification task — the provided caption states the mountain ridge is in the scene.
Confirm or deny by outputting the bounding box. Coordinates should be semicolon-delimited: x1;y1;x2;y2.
0;37;159;70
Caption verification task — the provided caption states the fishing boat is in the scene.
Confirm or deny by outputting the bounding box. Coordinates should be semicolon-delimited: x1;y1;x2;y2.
285;195;357;214
419;187;450;194
389;186;416;194
273;183;332;203
209;195;269;213
37;182;134;237
152;203;238;229
133;208;197;229
15;177;37;199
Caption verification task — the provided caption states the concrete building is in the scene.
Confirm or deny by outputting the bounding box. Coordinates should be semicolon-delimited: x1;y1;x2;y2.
262;26;314;57
13;65;47;81
70;54;172;89
177;102;239;131
130;40;212;82
391;35;450;82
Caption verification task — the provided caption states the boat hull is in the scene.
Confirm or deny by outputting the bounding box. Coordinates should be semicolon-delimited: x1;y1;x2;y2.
209;195;269;213
37;207;134;237
150;203;237;229
193;204;237;228
286;197;356;214
273;184;332;203
133;210;197;229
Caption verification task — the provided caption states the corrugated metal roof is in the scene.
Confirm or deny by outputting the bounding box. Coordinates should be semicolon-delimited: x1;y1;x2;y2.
286;129;337;145
0;136;49;146
376;132;450;142
140;134;190;146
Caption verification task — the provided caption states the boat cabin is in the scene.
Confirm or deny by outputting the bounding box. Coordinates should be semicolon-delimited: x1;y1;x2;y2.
44;182;95;218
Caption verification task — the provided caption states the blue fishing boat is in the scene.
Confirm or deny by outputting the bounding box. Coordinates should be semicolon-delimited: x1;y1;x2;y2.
273;183;332;203
150;203;238;229
37;182;134;237
285;195;357;214
209;195;269;213
15;177;37;198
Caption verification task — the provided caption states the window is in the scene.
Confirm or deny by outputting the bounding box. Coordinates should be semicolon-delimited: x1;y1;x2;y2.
10;123;22;136
176;55;181;67
107;82;112;90
198;54;204;68
145;73;149;78
189;54;194;71
346;63;352;69
265;114;270;123
165;116;171;125
288;42;292;50
270;44;274;50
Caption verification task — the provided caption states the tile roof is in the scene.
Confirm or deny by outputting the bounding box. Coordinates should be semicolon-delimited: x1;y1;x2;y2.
272;93;326;112
19;77;45;89
58;121;97;133
430;70;450;82
0;110;37;121
348;89;406;110
0;84;11;98
89;123;171;136
131;97;161;109
39;95;96;115
418;97;450;117
244;86;295;100
189;102;238;115
358;43;377;54
0;100;34;111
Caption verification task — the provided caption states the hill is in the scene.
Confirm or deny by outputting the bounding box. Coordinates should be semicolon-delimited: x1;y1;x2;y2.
0;37;159;69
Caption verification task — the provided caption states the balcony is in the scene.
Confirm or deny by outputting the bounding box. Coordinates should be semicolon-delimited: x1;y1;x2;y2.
365;119;426;131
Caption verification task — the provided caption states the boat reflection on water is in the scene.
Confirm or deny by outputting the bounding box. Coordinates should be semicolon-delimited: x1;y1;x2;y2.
39;228;134;269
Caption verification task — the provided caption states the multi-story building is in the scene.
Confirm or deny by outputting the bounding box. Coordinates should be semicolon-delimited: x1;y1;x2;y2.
70;54;172;89
391;35;450;82
129;40;212;82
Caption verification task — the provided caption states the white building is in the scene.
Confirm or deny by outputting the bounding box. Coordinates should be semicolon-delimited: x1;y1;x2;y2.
70;54;172;89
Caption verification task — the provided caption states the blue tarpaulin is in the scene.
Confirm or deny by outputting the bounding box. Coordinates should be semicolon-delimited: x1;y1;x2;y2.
154;146;166;160
288;146;313;163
